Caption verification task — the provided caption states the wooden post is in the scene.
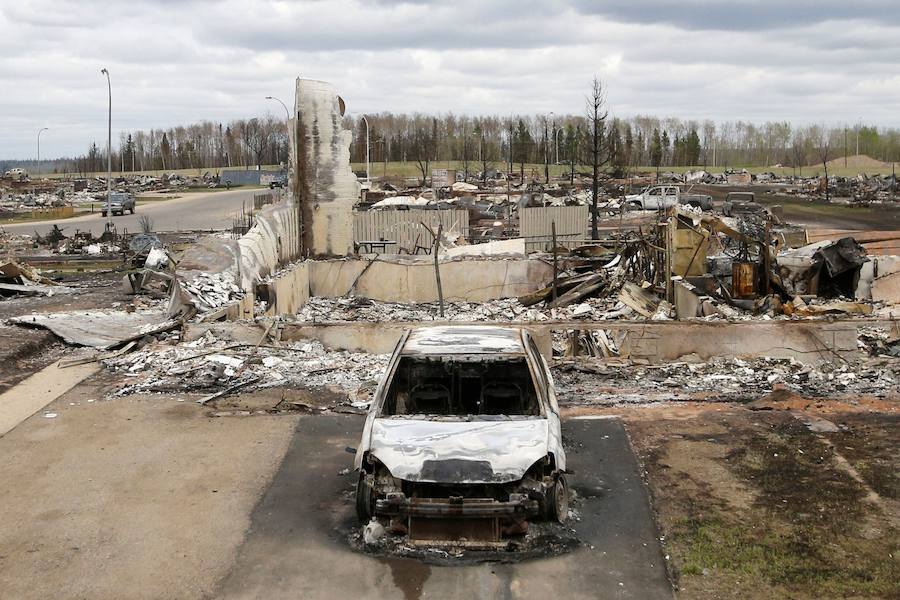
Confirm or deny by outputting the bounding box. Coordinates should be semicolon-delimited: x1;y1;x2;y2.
551;220;558;302
433;223;445;318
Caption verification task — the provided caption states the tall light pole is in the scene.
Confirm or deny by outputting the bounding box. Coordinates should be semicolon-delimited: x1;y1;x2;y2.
37;127;48;173
265;95;290;130
266;96;291;162
360;115;370;184
101;68;112;229
265;95;292;190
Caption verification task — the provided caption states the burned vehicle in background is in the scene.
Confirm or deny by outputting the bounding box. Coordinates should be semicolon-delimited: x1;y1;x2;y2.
354;326;568;547
722;191;768;218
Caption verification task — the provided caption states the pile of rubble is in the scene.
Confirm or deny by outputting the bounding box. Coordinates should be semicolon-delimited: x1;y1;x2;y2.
857;325;900;358
104;331;388;402
553;353;899;405
180;271;243;311
294;295;626;323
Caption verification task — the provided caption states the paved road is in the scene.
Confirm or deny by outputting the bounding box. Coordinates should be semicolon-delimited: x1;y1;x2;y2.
1;189;264;237
216;415;672;600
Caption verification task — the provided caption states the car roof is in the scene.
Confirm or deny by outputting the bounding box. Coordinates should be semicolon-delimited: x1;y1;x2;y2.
402;326;526;355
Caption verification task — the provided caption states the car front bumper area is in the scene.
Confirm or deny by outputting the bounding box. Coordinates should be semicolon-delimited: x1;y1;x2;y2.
375;493;540;547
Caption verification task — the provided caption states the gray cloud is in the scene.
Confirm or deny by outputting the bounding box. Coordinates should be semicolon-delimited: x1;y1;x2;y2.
570;0;897;31
0;0;898;158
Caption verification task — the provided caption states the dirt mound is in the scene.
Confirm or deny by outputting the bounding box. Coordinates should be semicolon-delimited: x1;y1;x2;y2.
821;154;889;169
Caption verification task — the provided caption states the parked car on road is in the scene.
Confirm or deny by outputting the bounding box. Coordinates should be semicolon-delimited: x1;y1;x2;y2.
101;192;136;217
354;325;568;546
625;185;713;211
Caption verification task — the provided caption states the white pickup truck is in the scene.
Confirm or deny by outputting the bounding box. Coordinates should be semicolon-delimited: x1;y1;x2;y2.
625;185;713;211
3;168;28;181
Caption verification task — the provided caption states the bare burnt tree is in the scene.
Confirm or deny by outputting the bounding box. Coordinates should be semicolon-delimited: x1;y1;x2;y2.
817;132;831;202
585;76;611;239
513;119;532;183
462;123;471;181
477;125;490;185
568;124;580;184
410;118;434;186
242;118;271;169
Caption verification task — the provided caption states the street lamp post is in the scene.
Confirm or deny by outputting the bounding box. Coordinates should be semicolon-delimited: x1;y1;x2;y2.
100;68;112;229
265;95;291;156
360;115;370;184
37;127;48;174
265;95;290;130
265;95;292;198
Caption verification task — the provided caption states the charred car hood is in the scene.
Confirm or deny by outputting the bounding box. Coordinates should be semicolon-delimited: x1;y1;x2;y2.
369;418;549;484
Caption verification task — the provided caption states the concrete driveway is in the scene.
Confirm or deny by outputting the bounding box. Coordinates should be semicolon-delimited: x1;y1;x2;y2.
2;188;265;237
216;415;672;600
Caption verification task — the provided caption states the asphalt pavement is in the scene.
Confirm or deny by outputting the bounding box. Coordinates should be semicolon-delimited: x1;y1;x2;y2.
215;414;673;600
2;188;263;237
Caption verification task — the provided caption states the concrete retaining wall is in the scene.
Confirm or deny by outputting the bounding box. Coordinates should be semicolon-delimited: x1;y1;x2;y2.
279;318;890;365
262;262;310;317
308;256;553;302
238;201;302;292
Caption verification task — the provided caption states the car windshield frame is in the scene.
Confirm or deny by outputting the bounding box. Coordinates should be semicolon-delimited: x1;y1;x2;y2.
375;352;548;419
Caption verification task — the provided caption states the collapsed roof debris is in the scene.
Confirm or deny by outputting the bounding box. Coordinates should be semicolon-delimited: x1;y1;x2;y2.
10;309;181;349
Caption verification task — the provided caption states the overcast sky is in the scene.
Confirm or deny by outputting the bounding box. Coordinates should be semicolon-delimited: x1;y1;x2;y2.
2;0;899;159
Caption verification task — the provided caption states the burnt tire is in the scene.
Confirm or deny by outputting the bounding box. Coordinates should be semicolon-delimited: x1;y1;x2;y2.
355;472;374;524
546;474;569;523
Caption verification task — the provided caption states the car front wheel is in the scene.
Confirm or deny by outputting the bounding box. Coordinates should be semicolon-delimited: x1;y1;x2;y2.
355;472;374;524
546;474;569;523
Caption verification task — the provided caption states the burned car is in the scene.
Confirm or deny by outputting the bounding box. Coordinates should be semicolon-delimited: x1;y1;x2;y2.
354;326;568;547
722;191;767;217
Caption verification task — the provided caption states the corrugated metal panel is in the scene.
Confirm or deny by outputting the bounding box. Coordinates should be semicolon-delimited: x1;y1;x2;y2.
520;206;589;252
353;209;469;254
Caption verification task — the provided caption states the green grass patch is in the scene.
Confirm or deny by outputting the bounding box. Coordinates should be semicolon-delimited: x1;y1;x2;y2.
668;415;900;598
676;515;899;597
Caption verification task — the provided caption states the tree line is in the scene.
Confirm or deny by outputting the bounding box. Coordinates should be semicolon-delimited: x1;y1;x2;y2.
25;103;900;177
57;115;289;176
